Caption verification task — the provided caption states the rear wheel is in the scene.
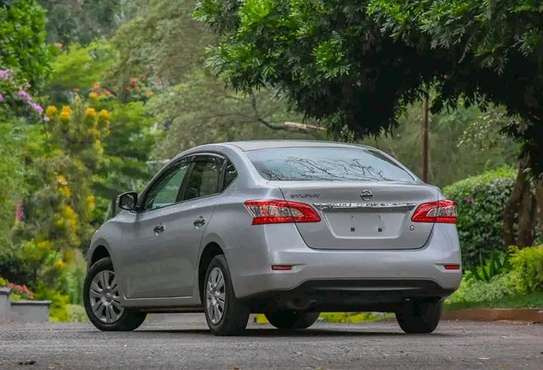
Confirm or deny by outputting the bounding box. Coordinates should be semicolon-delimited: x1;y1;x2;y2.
396;300;442;334
204;255;249;336
265;310;320;330
84;257;146;331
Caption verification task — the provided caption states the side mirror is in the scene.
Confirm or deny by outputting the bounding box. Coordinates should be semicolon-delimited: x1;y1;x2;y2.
118;192;138;211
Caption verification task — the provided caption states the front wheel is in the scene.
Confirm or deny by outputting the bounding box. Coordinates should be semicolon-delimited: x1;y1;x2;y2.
204;255;249;336
83;257;146;331
265;310;320;330
396;299;442;334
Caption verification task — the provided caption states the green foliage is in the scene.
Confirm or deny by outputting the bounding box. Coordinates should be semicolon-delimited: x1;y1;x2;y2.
364;101;518;187
196;0;543;173
510;245;543;294
467;251;511;283
0;122;25;252
112;0;212;90
444;167;516;268
66;304;87;322
35;283;69;321
39;0;130;45
47;42;117;99
448;245;543;307
0;0;51;88
447;273;517;306
368;0;543;173
148;68;321;159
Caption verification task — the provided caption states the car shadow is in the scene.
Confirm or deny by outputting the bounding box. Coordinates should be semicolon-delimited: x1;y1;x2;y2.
132;327;453;337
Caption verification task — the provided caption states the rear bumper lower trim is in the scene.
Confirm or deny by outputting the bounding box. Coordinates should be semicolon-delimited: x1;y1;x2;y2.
242;279;453;313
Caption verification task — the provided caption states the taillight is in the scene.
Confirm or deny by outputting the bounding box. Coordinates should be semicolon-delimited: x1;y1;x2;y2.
411;200;457;224
244;199;321;225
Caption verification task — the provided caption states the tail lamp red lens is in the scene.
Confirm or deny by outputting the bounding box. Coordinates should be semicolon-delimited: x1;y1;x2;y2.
244;199;321;225
411;200;457;224
443;264;461;270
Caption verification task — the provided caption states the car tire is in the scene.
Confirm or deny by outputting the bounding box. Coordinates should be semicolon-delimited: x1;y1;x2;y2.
84;257;146;331
265;310;320;330
396;299;442;334
204;255;249;336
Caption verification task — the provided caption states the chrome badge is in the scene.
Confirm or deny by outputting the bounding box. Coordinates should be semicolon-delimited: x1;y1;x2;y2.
360;189;373;201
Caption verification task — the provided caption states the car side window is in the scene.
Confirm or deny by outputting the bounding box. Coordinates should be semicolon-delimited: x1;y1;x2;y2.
223;160;237;190
143;161;189;210
182;156;223;201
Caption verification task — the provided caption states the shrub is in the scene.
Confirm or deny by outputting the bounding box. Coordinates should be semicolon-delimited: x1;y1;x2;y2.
444;167;516;268
510;245;543;294
467;250;511;282
447;273;516;305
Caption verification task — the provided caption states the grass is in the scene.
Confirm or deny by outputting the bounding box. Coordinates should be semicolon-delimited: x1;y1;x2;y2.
445;291;543;311
254;312;393;325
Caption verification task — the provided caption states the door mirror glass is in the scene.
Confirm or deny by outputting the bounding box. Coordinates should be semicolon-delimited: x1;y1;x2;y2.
118;192;138;211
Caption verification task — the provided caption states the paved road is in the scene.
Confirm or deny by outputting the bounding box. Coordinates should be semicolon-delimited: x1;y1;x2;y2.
1;314;542;369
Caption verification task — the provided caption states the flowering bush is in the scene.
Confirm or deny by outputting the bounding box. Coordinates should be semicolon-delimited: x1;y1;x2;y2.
0;276;35;300
0;68;44;119
8;282;35;301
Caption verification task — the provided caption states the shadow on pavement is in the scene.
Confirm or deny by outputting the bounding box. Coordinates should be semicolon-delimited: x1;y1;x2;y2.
128;328;454;337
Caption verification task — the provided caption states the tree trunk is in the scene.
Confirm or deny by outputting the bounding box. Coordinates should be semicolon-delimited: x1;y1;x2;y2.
517;185;536;246
421;94;429;182
503;156;529;246
535;180;543;241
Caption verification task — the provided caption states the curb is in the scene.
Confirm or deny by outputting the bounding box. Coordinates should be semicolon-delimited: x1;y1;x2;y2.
443;308;543;323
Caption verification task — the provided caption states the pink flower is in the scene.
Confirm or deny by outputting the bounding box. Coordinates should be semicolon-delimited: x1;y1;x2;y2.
30;102;43;114
0;69;10;80
0;93;4;103
17;90;32;103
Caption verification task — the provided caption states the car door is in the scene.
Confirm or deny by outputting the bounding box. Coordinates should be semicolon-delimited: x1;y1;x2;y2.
175;154;225;296
119;154;225;300
119;159;192;299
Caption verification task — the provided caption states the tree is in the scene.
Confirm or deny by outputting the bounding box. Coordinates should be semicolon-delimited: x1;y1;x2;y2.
195;0;543;246
0;0;51;88
38;0;135;45
109;0;323;159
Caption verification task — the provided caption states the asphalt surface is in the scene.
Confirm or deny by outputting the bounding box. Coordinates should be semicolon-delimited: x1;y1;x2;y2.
1;314;542;369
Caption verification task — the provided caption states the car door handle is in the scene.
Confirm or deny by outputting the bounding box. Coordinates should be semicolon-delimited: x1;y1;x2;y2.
193;217;206;228
153;225;165;235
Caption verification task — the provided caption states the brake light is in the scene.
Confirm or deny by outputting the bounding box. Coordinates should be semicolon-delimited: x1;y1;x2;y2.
244;199;321;225
411;200;457;224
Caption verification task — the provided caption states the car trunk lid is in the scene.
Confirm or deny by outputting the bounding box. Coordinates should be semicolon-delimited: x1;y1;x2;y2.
280;182;438;250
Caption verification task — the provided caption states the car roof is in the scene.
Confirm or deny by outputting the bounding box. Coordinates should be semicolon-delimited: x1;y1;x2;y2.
223;140;369;151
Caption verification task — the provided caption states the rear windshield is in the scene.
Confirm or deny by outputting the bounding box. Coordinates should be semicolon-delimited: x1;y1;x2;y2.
247;147;416;182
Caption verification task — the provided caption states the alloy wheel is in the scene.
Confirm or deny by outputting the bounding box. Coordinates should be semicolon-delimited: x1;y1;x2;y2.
206;267;226;324
89;270;124;324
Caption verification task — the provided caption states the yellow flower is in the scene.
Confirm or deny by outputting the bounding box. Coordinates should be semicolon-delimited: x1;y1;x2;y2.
61;205;79;233
89;91;99;100
45;105;58;119
86;195;96;211
85;107;97;119
56;175;68;186
93;139;104;156
59;185;71;198
54;259;65;270
98;109;110;122
60;105;72;122
36;240;53;251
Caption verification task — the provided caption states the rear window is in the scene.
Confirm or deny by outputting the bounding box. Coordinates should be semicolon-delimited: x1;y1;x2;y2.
247;147;416;182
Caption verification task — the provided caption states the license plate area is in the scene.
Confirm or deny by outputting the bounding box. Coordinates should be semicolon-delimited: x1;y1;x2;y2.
323;209;405;238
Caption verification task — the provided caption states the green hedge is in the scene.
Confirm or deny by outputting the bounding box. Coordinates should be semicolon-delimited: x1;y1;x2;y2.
444;167;516;268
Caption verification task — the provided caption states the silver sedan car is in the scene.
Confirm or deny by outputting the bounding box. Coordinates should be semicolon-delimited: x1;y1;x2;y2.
84;140;461;335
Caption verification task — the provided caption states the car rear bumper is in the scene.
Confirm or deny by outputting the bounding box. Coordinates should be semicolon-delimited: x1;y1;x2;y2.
228;223;462;303
241;279;453;312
